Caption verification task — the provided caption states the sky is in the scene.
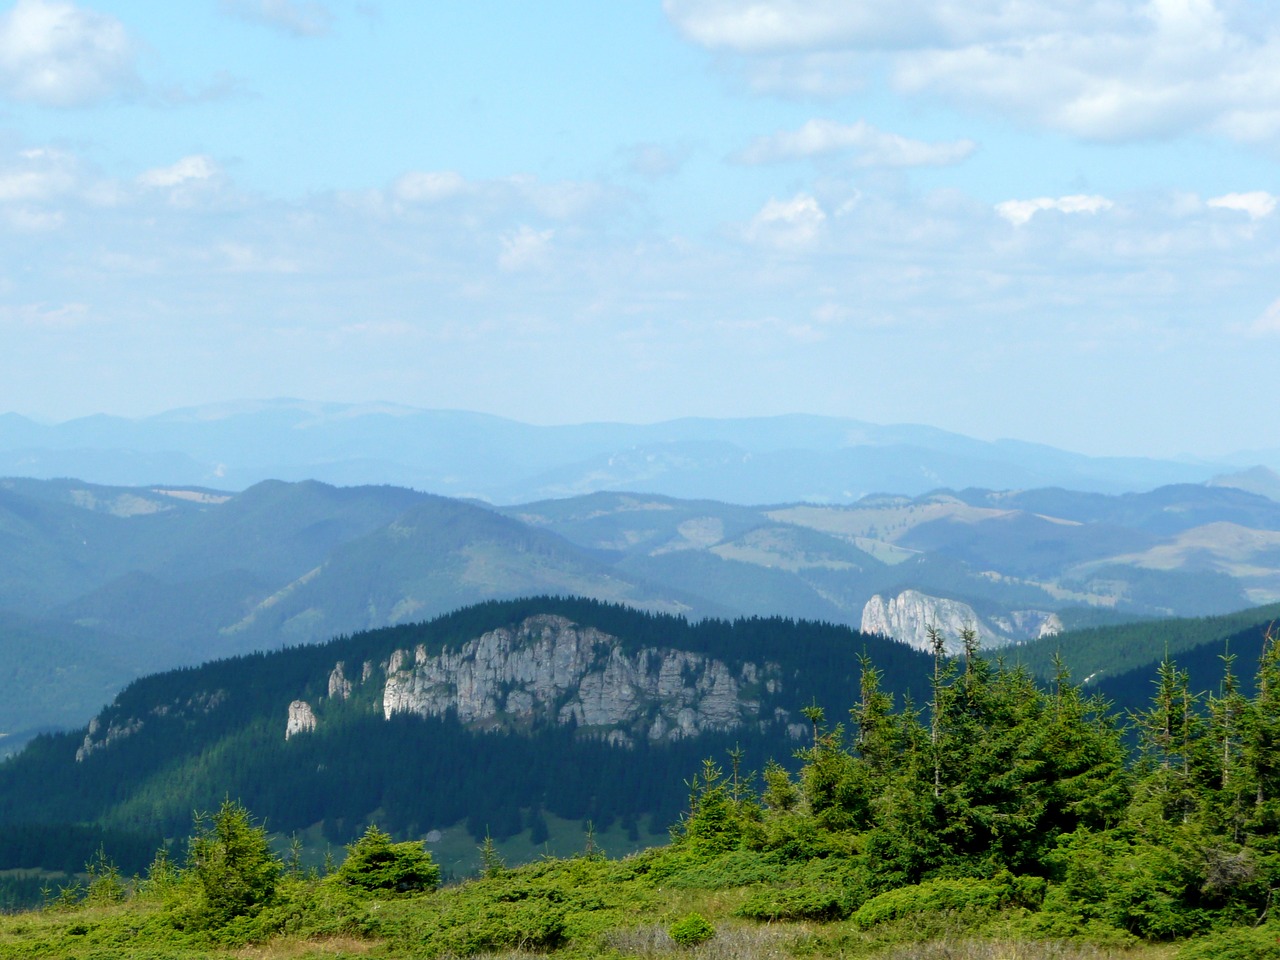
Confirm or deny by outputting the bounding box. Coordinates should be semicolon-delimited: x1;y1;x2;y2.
0;0;1277;459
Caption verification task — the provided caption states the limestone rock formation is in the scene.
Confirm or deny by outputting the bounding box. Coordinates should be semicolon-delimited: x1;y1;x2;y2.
285;700;317;739
328;662;352;700
860;590;1058;652
75;688;227;762
379;614;788;746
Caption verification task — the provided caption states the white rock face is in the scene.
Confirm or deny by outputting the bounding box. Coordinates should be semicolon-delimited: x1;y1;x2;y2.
860;591;1002;653
75;715;143;762
994;610;1063;640
76;688;227;762
861;591;1060;652
381;614;783;744
286;700;317;739
328;662;352;700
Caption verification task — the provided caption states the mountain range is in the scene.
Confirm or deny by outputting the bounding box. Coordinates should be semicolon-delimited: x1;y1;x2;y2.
5;471;1280;750
2;399;1270;503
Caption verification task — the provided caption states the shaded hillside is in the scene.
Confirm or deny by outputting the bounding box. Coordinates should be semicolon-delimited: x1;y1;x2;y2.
1006;600;1280;685
0;612;156;748
214;497;724;649
0;597;931;853
0;481;727;740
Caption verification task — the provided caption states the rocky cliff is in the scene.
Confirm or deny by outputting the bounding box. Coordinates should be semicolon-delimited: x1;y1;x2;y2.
75;688;228;762
292;614;802;747
861;590;1060;653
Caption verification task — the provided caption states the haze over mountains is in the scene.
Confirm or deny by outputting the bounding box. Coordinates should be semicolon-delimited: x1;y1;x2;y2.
5;465;1280;748
1;399;1270;504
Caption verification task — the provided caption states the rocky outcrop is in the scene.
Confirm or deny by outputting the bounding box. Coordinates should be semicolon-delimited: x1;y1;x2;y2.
861;591;997;653
380;614;788;746
76;689;227;762
860;591;1058;652
993;610;1063;641
75;715;144;762
328;662;352;700
285;700;317;739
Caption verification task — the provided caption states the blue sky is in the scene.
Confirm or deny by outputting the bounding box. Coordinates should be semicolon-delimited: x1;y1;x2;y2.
0;0;1277;458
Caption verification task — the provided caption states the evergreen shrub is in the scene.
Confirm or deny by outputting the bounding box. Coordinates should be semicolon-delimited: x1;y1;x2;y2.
853;877;1013;929
331;825;440;895
669;911;715;947
736;857;869;922
1175;925;1280;960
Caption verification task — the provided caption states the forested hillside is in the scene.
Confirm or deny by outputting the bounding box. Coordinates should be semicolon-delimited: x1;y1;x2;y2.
5;610;1280;958
0;597;932;874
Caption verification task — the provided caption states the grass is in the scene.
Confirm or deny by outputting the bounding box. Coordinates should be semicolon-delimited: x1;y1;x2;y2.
0;846;1258;960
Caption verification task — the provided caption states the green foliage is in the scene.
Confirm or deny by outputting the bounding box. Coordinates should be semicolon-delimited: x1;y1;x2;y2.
655;848;785;890
1176;925;1280;960
478;832;505;878
11;616;1280;956
178;798;281;927
853;877;1014;929
675;758;761;857
331;824;439;895
736;856;868;921
82;845;125;905
668;911;715;947
137;846;179;900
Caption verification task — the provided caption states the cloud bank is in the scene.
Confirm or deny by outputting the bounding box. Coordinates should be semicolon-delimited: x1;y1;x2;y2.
737;119;975;167
665;0;1280;142
0;0;137;106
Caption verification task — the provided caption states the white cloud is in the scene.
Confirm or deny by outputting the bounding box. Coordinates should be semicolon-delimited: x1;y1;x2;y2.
4;207;63;230
0;0;137;106
0;148;87;230
0;300;89;328
393;171;466;203
1207;192;1278;220
744;193;826;247
388;170;617;228
663;0;943;53
996;194;1115;226
623;142;689;179
216;242;300;273
499;225;554;270
737;118;975;167
0;150;76;202
219;0;333;38
138;155;220;188
666;0;1280;143
1250;297;1280;336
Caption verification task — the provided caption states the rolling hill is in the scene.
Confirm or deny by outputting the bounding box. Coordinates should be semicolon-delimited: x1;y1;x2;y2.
6;474;1280;746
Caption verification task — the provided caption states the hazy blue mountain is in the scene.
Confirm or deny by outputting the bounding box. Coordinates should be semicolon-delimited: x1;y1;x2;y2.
0;400;1238;503
4;474;1280;745
1209;465;1280;502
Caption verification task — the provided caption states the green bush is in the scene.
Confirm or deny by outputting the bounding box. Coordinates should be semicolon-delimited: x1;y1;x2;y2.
736;857;868;922
176;798;282;929
1176;926;1280;960
331;825;440;895
1043;829;1214;940
669;911;715;947
660;849;785;889
430;897;568;955
853;876;1012;929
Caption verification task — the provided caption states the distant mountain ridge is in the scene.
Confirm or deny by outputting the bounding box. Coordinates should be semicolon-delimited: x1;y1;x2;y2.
0;399;1256;503
6;474;1280;750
